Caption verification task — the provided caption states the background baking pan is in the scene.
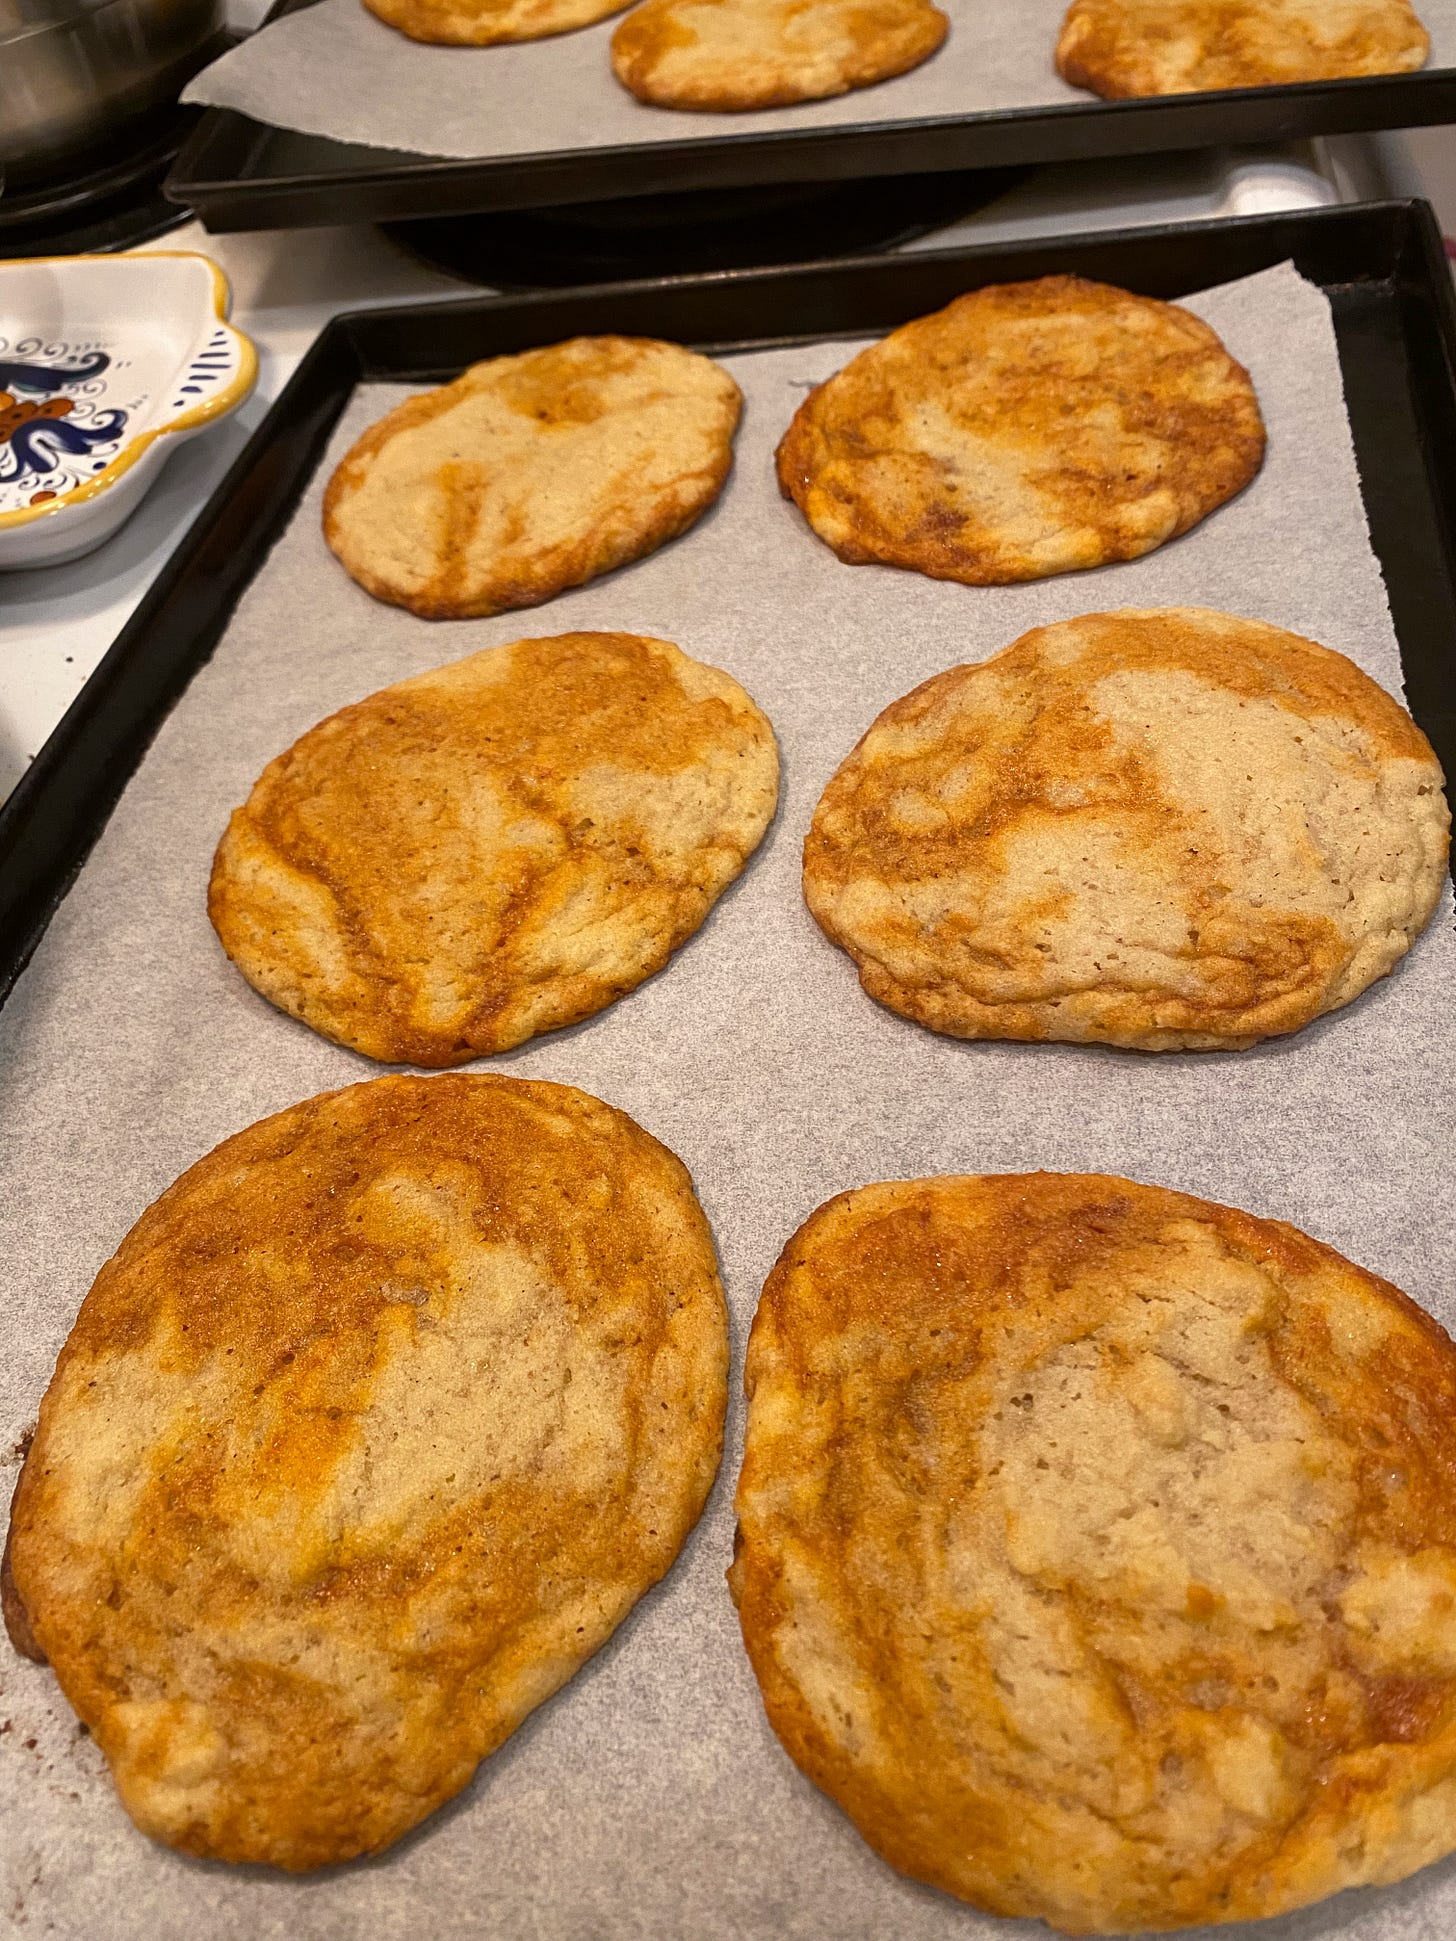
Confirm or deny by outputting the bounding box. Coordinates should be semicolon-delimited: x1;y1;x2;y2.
164;0;1456;231
3;195;1455;1009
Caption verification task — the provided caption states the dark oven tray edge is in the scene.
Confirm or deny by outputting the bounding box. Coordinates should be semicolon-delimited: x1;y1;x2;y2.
164;0;1456;232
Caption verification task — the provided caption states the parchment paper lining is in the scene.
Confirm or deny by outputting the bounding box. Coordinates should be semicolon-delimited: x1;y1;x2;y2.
1;261;1454;1940
181;0;1456;163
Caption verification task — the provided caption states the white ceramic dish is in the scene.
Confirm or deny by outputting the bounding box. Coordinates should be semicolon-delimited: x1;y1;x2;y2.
0;251;257;570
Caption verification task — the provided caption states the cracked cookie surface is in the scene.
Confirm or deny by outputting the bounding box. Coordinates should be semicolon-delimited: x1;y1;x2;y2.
610;0;947;110
803;607;1448;1051
775;276;1264;586
1057;0;1428;98
5;1074;728;1871
210;630;779;1065
361;0;628;51
325;336;740;619
732;1170;1456;1932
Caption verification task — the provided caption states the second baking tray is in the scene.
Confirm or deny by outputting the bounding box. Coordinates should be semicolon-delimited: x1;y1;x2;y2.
167;0;1456;230
4;196;1455;1002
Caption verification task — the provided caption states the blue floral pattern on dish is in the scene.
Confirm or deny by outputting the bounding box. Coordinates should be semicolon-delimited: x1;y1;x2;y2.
0;338;130;506
167;327;241;410
0;349;112;395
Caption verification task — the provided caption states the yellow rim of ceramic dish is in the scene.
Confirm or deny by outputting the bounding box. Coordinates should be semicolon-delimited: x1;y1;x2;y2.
0;252;259;532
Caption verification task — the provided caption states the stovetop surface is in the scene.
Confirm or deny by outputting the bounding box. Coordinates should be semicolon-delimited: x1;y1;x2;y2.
382;166;1028;289
0;109;199;259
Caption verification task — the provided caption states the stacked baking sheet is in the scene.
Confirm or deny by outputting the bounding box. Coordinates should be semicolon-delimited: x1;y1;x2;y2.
169;0;1456;226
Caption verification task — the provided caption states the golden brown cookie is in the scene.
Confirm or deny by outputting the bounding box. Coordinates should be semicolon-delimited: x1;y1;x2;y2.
5;1073;728;1872
733;1170;1456;1933
209;631;779;1066
610;0;948;111
1057;0;1428;97
362;0;628;47
803;608;1448;1051
776;275;1265;585
323;336;741;619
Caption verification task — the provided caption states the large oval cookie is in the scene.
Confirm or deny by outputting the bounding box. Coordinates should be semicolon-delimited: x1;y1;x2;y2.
733;1170;1456;1932
362;0;629;45
324;336;741;619
1057;0;1428;97
776;276;1265;584
4;1074;728;1871
803;608;1448;1050
210;631;779;1065
610;0;948;110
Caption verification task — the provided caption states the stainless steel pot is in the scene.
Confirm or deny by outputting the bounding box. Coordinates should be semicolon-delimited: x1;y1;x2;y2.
0;0;224;187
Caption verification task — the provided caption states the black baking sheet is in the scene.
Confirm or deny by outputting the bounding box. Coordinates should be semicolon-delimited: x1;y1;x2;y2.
164;0;1456;231
3;196;1455;1011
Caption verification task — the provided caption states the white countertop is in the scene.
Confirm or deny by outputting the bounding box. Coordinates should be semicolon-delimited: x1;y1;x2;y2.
0;140;1376;803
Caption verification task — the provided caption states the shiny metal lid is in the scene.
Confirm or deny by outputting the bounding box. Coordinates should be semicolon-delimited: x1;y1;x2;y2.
0;0;163;40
